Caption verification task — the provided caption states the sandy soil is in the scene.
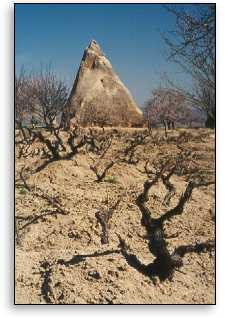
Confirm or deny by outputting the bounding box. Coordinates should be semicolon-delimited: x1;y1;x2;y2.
15;128;215;304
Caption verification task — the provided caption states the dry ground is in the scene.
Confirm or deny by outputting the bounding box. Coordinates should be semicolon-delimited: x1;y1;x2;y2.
15;127;215;304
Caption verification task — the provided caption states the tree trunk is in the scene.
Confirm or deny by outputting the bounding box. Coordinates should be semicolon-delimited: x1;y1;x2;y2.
16;120;27;141
167;120;171;130
205;114;215;129
147;120;152;134
171;121;175;129
163;120;167;137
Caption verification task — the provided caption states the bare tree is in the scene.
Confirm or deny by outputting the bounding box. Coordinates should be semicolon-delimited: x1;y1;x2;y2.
80;100;110;127
33;65;68;130
65;94;141;129
144;88;187;134
163;4;215;128
78;95;127;128
15;67;39;142
15;67;33;128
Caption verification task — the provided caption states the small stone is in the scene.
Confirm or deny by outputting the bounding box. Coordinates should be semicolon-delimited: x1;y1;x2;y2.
108;270;119;278
88;270;101;280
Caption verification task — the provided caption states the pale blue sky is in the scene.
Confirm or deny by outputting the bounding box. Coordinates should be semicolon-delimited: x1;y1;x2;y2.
15;3;196;107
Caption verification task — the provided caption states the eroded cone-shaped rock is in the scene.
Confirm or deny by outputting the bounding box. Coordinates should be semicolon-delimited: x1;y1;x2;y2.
61;40;143;128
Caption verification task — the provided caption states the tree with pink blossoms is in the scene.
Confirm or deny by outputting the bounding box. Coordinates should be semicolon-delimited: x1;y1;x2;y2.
144;88;203;133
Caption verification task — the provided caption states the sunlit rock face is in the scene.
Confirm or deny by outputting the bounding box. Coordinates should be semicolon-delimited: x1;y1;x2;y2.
61;40;143;128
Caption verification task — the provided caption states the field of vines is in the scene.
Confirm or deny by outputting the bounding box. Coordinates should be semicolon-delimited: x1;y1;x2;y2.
15;127;215;304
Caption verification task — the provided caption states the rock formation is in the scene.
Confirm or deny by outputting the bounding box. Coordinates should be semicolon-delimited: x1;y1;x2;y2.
61;40;143;128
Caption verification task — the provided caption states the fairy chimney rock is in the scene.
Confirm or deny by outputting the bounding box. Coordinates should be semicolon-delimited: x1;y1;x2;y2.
61;40;143;128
